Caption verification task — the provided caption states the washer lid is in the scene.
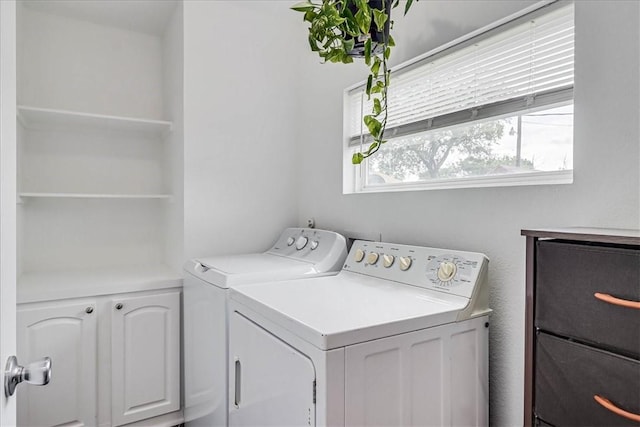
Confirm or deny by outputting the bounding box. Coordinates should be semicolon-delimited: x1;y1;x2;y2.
184;254;322;289
229;271;471;350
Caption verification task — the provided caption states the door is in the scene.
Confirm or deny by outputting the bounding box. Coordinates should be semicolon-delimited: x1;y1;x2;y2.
111;291;180;426
0;0;17;425
17;300;97;427
229;311;316;426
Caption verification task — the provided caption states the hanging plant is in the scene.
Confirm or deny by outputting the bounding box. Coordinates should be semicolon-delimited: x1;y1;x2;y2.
291;0;417;164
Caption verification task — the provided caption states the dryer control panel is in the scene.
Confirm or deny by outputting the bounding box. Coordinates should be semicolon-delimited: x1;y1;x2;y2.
343;240;489;301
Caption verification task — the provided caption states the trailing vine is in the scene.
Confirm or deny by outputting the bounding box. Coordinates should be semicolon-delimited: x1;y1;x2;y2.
291;0;417;164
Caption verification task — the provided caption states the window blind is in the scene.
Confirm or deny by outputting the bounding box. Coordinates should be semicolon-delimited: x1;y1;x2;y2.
346;1;574;146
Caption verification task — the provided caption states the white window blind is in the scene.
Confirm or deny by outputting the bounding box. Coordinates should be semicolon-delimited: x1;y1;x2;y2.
346;1;574;146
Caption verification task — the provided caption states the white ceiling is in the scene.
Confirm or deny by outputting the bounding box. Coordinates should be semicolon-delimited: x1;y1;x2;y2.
22;0;179;36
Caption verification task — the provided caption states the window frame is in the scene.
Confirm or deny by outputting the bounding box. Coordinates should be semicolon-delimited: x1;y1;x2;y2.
343;0;575;194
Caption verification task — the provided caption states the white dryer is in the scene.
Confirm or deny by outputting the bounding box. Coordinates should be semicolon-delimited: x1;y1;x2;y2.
183;228;347;426
228;240;491;427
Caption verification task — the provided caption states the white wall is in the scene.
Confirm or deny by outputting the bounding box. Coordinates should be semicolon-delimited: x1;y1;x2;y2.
294;1;640;425
183;1;300;260
18;5;164;119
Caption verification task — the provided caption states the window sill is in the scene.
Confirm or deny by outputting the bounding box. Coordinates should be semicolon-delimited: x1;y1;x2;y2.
347;169;573;194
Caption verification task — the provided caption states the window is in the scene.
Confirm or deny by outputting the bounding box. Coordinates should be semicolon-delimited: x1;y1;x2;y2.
344;1;574;193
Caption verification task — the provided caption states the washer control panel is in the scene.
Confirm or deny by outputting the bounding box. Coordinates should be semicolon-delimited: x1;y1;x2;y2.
344;240;488;299
269;228;347;266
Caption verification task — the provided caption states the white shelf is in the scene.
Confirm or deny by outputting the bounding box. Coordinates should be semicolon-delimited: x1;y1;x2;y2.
18;264;183;304
17;105;173;135
19;192;172;201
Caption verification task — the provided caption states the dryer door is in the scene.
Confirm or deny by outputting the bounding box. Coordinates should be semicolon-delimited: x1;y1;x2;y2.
229;311;316;426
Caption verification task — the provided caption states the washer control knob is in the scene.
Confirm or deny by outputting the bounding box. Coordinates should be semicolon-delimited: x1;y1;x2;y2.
382;254;395;268
286;237;295;246
366;252;380;265
310;240;319;250
354;248;365;262
295;236;308;250
399;256;412;271
437;261;457;281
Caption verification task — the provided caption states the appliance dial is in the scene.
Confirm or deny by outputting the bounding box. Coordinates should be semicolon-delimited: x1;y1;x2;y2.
310;240;319;250
286;237;295;246
295;236;308;250
382;254;395;268
366;252;380;265
399;256;412;271
437;261;457;281
354;248;365;262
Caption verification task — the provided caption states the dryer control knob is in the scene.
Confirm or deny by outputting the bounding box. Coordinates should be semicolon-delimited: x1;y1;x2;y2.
286;237;295;246
295;236;308;250
354;248;365;262
366;252;380;265
437;261;457;281
310;240;319;250
382;254;395;268
399;256;412;271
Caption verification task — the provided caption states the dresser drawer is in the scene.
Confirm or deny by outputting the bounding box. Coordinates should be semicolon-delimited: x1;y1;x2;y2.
535;240;640;356
535;332;640;426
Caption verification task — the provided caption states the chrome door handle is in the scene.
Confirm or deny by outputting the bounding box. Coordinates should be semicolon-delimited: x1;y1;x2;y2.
234;358;241;408
4;355;52;397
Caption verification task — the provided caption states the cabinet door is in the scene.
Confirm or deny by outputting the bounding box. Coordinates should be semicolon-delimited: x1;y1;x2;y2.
17;299;97;427
111;291;180;426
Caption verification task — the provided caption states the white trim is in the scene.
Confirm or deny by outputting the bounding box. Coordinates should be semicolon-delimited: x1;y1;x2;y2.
347;169;573;194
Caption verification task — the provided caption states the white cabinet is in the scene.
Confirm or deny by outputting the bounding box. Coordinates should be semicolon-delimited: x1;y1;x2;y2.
17;290;181;427
17;299;97;427
111;291;181;426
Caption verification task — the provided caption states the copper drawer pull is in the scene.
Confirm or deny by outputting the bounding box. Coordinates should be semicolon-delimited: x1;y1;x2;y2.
594;395;640;422
594;293;640;309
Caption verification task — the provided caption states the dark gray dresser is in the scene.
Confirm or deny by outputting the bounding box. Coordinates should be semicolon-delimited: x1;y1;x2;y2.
521;228;640;427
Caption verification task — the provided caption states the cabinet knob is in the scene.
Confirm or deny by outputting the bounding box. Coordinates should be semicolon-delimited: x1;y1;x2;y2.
85;306;94;314
115;303;123;310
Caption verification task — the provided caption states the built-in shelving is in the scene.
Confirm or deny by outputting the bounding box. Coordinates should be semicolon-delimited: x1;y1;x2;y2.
17;105;173;136
19;192;172;200
18;264;182;304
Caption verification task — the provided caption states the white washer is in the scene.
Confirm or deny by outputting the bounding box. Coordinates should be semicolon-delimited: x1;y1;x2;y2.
183;228;347;426
228;240;491;427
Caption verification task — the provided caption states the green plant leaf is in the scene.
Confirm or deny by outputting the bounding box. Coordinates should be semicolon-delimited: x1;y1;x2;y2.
367;141;379;154
366;75;373;98
355;7;372;35
342;53;354;63
404;0;415;15
384;46;391;60
352;152;364;164
308;34;320;52
291;1;315;12
364;38;372;65
343;38;355;54
392;0;400;9
327;48;345;62
372;9;388;32
371;57;380;76
303;10;318;22
364;115;382;137
373;98;382;115
342;8;360;36
388;34;395;47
